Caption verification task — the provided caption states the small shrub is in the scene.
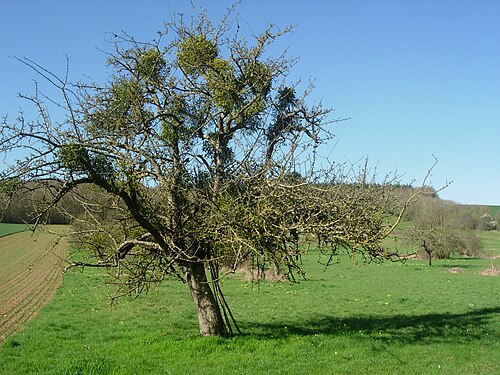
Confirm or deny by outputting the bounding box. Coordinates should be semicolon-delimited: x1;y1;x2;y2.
461;231;482;257
479;214;497;231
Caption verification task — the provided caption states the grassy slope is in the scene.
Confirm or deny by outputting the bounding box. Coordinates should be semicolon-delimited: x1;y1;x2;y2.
478;230;500;257
0;251;498;375
488;206;500;216
0;223;30;238
461;205;500;216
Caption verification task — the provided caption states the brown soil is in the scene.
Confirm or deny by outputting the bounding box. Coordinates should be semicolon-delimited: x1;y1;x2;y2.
0;227;69;342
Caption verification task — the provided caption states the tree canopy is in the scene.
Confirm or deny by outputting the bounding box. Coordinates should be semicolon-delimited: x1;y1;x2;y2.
1;9;408;336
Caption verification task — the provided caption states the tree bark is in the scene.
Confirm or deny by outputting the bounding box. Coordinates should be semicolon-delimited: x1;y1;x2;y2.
422;240;432;266
185;261;227;337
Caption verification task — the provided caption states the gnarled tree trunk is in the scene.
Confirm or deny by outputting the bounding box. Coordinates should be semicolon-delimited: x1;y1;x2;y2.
185;261;227;336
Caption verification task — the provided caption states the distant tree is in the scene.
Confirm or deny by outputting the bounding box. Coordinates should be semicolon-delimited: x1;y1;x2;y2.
495;210;500;230
406;196;473;265
1;9;411;336
479;213;497;231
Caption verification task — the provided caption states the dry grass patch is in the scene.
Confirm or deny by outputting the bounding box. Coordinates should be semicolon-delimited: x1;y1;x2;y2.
480;263;500;276
447;267;465;273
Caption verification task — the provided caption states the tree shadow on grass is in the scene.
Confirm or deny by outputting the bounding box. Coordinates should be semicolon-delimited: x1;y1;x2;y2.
433;260;482;269
241;306;500;344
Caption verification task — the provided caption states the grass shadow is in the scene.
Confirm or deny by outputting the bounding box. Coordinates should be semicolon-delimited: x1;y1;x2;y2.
242;306;500;344
433;264;478;269
433;257;484;268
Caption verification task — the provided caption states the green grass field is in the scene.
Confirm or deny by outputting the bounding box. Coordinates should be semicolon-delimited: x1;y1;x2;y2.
488;206;500;216
1;249;498;374
478;230;500;257
0;223;30;238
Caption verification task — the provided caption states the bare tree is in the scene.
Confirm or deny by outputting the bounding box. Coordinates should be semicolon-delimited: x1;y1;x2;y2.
1;9;410;336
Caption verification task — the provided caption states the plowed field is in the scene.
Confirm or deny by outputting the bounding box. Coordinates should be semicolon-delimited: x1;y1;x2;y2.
0;227;69;341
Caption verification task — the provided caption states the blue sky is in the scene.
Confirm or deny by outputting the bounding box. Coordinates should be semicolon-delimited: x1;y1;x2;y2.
1;0;499;205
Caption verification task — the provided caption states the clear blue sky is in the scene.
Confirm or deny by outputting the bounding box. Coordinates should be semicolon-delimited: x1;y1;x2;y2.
1;0;499;205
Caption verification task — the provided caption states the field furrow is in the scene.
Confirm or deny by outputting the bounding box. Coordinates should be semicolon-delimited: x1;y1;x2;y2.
0;262;62;339
0;227;69;341
0;246;64;300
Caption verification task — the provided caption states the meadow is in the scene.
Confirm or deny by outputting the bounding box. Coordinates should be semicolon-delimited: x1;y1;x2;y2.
0;223;30;238
488;206;500;216
0;237;498;374
478;230;500;257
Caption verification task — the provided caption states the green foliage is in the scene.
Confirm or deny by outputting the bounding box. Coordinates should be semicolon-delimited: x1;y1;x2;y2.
159;95;193;145
58;144;114;181
240;97;265;122
177;35;271;114
80;231;115;256
58;144;89;172
244;60;272;96
88;78;145;134
91;154;115;181
206;58;240;111
177;34;218;75
135;48;166;83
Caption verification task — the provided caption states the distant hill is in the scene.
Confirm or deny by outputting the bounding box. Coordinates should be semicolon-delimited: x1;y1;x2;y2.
461;205;499;215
